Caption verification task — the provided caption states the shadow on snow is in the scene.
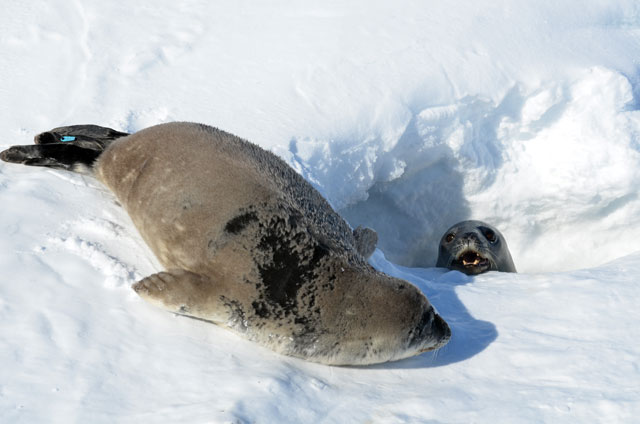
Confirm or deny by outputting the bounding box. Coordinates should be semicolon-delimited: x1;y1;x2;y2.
366;253;498;370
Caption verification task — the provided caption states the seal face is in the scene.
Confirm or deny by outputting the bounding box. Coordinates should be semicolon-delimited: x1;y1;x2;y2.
0;122;451;366
436;220;516;275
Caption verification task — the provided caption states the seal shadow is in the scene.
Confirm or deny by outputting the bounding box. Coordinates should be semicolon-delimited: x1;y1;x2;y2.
364;253;498;370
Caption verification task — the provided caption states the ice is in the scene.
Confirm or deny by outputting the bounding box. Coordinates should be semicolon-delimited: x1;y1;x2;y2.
1;0;639;422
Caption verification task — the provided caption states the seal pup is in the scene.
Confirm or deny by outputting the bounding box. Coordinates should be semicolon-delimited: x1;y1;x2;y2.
0;122;450;365
436;220;516;275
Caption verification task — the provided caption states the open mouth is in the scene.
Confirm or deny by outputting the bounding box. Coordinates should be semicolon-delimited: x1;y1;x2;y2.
452;250;490;274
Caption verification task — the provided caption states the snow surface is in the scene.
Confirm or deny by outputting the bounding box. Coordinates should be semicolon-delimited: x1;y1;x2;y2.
1;0;640;422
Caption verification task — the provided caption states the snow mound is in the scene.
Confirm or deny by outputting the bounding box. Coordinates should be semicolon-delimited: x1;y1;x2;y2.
325;68;640;272
2;0;640;422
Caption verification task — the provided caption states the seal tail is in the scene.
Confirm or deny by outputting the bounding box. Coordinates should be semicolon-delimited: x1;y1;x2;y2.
0;124;129;173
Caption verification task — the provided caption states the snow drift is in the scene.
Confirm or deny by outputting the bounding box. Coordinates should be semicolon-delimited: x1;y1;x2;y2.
1;0;640;422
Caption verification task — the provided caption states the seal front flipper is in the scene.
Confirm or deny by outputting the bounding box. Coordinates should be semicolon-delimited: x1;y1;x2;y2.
0;143;101;171
133;270;225;323
353;226;378;259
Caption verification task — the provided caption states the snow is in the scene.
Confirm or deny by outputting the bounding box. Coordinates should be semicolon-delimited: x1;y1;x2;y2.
1;0;640;422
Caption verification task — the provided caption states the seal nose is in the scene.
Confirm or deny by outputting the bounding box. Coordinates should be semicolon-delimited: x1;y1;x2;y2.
433;314;451;342
416;312;451;353
463;232;479;241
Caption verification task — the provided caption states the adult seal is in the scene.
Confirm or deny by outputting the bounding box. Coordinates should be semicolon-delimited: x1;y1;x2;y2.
1;122;450;365
436;220;516;275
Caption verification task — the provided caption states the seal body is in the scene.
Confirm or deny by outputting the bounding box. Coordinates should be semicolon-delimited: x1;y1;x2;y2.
89;122;450;365
436;220;516;275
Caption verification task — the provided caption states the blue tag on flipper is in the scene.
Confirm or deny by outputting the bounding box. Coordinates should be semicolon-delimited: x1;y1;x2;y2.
60;136;76;142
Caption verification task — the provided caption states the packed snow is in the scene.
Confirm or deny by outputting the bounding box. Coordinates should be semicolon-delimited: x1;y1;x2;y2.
1;0;639;422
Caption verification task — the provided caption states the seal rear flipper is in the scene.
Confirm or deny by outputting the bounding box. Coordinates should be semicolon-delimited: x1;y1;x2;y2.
133;270;223;323
35;124;129;151
0;143;102;172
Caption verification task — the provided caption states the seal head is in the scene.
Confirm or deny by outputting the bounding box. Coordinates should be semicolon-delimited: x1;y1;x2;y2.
436;220;516;275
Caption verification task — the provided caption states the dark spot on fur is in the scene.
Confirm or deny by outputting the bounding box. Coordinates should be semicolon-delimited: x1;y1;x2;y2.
292;315;326;354
250;212;330;324
294;316;308;325
258;233;328;312
252;300;271;318
303;292;316;309
220;296;248;332
225;211;258;234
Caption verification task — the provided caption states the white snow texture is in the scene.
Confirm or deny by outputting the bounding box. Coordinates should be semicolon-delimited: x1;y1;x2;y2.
1;1;639;423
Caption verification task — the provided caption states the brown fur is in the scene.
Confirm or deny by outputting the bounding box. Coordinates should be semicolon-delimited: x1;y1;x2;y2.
95;122;450;365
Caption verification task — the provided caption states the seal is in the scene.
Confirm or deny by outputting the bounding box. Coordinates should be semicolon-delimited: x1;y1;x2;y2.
436;220;516;275
0;122;450;365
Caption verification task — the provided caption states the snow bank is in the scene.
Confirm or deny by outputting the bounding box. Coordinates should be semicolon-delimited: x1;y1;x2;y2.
3;0;639;272
340;67;640;272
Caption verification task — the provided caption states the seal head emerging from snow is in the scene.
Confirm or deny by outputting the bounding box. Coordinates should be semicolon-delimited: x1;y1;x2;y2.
0;122;450;365
436;220;516;275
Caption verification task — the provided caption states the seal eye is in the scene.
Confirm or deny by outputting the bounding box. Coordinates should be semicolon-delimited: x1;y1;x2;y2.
445;233;455;243
484;229;496;243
